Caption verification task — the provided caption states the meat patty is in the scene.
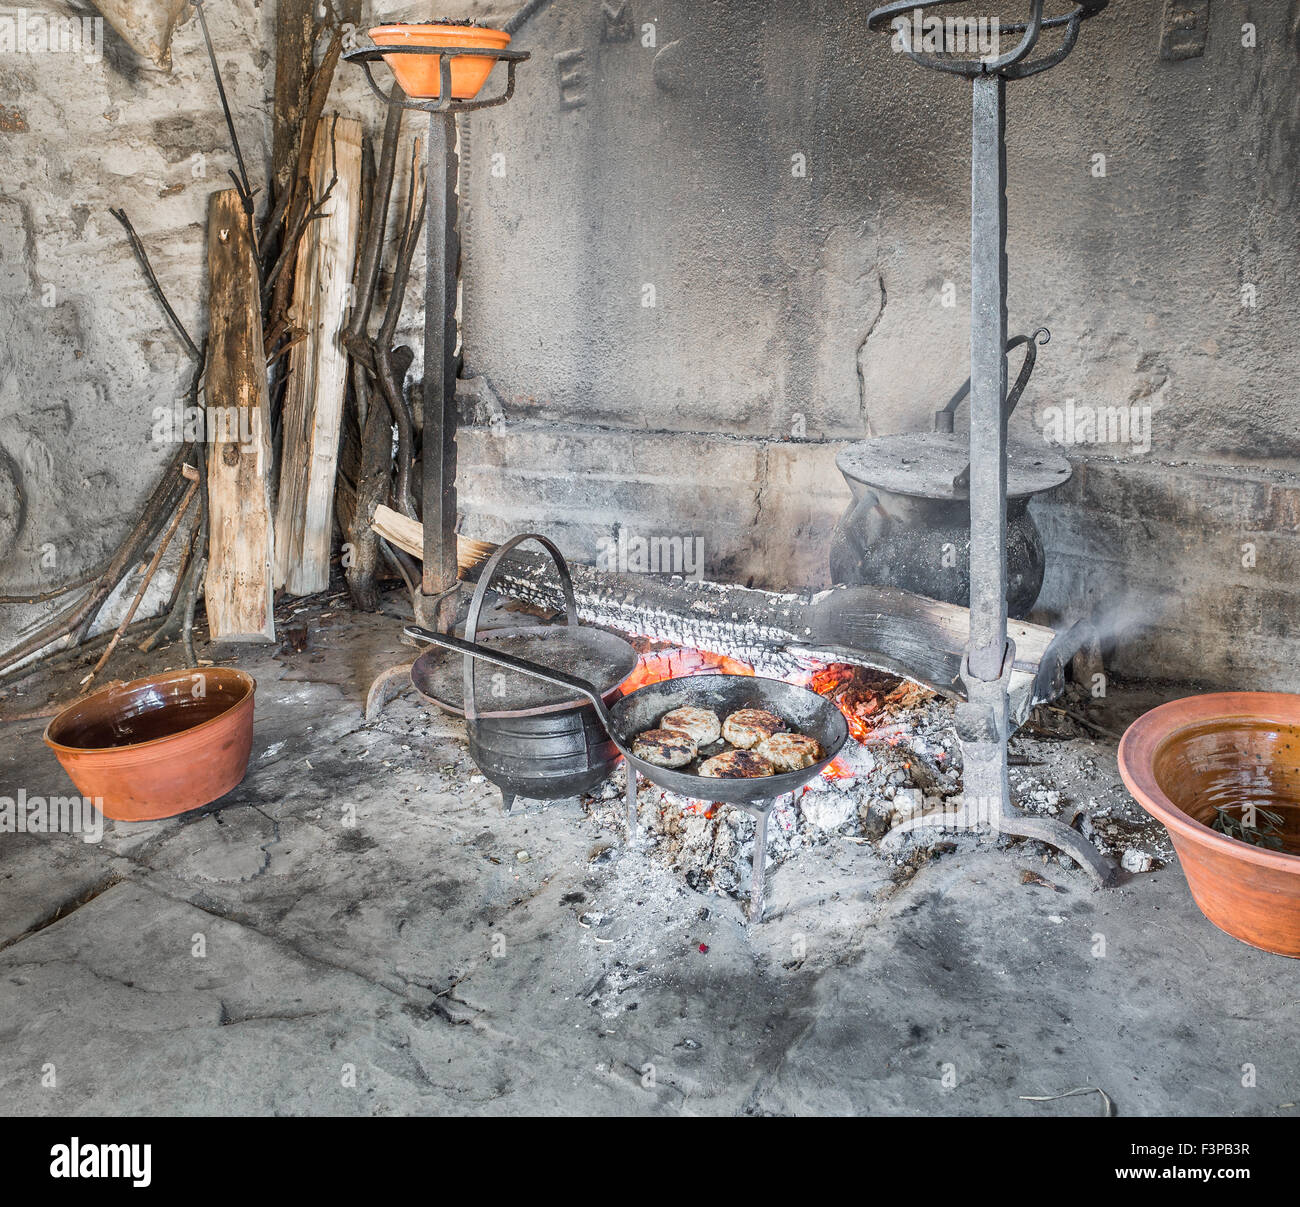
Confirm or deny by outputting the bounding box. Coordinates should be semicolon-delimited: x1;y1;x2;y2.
699;750;775;778
659;706;721;746
755;732;823;772
632;728;697;769
721;708;786;749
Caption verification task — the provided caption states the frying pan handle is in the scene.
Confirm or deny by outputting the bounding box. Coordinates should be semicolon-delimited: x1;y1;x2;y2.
461;533;579;725
405;625;618;735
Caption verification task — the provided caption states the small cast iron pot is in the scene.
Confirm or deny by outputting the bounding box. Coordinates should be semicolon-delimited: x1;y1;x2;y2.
410;534;636;811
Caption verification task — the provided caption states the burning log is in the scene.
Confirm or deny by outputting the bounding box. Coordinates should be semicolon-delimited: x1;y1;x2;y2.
370;506;1054;722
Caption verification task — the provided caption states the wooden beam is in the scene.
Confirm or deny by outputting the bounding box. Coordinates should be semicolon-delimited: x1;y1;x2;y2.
274;115;363;596
204;189;276;642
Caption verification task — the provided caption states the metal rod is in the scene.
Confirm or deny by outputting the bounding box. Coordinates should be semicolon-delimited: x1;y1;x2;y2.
421;110;460;618
625;762;638;840
968;73;1009;684
749;810;769;922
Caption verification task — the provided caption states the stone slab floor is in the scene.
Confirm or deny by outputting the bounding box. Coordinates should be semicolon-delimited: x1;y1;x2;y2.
0;596;1296;1117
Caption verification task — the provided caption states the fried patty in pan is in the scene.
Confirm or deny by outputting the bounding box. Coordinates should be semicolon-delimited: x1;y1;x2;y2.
699;750;775;778
631;728;697;769
722;708;786;749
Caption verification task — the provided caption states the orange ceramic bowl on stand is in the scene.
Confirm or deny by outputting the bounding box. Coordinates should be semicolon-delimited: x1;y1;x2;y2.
44;668;256;822
1118;691;1300;958
368;24;512;100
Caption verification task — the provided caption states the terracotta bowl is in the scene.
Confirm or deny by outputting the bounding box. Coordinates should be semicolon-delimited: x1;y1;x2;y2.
368;24;511;100
1118;692;1300;957
44;668;256;822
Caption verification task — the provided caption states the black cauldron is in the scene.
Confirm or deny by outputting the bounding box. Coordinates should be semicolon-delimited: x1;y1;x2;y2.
830;330;1071;619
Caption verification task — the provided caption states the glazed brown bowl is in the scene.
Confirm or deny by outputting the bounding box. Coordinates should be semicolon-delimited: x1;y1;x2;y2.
1118;692;1300;958
44;668;256;821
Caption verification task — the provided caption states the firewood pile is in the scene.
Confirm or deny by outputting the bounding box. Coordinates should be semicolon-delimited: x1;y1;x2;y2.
0;3;427;702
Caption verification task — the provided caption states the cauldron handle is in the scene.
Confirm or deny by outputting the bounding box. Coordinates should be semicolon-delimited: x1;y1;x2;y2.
933;327;1050;433
404;625;619;737
460;533;580;728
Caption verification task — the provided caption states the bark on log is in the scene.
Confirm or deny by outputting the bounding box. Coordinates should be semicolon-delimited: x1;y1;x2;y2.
272;0;317;204
204;189;276;642
274;115;363;596
345;368;396;612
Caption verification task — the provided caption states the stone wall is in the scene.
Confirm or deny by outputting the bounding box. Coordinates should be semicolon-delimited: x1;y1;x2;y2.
457;0;1300;688
3;0;1299;691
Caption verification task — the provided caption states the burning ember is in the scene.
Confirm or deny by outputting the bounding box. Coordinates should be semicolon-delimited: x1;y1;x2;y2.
800;663;883;743
619;645;754;691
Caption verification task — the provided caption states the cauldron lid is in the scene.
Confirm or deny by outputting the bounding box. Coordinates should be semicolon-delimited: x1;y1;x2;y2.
411;624;637;718
836;432;1071;500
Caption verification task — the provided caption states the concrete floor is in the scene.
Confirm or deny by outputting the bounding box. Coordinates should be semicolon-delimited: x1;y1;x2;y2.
1;596;1296;1117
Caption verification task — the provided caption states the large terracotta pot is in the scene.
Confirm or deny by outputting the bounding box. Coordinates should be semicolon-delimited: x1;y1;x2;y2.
1118;692;1300;958
368;24;511;100
44;668;255;822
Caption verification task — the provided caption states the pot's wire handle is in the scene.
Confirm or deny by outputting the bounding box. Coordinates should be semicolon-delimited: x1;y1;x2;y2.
460;533;580;726
934;327;1050;434
404;625;616;734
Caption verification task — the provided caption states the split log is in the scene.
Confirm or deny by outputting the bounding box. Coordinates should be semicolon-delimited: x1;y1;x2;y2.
369;507;1056;721
274;116;363;596
204;189;276;642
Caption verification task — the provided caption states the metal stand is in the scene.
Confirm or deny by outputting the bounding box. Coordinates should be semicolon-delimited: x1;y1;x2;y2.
347;41;531;711
867;2;1115;884
625;762;787;922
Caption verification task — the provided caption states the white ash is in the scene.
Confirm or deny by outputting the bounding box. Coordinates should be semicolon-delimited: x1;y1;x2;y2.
581;690;969;906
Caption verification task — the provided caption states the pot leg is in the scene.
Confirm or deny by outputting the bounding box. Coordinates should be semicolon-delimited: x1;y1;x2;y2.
500;790;515;815
625;761;638;842
749;810;769;923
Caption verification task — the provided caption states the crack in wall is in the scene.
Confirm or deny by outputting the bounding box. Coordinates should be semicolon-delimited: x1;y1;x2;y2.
855;273;887;437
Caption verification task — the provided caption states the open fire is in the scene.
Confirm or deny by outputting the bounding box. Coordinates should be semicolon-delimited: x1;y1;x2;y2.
619;639;937;784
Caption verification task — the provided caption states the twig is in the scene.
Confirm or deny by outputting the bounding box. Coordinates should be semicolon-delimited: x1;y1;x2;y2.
0;561;112;605
81;478;198;687
192;0;255;215
108;209;200;361
0;449;190;677
1020;1086;1115;1118
1047;705;1123;742
138;357;208;656
375;136;426;519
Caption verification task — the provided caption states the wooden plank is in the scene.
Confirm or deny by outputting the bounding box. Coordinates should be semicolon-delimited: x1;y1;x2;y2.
204;189;276;642
274;115;363;595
